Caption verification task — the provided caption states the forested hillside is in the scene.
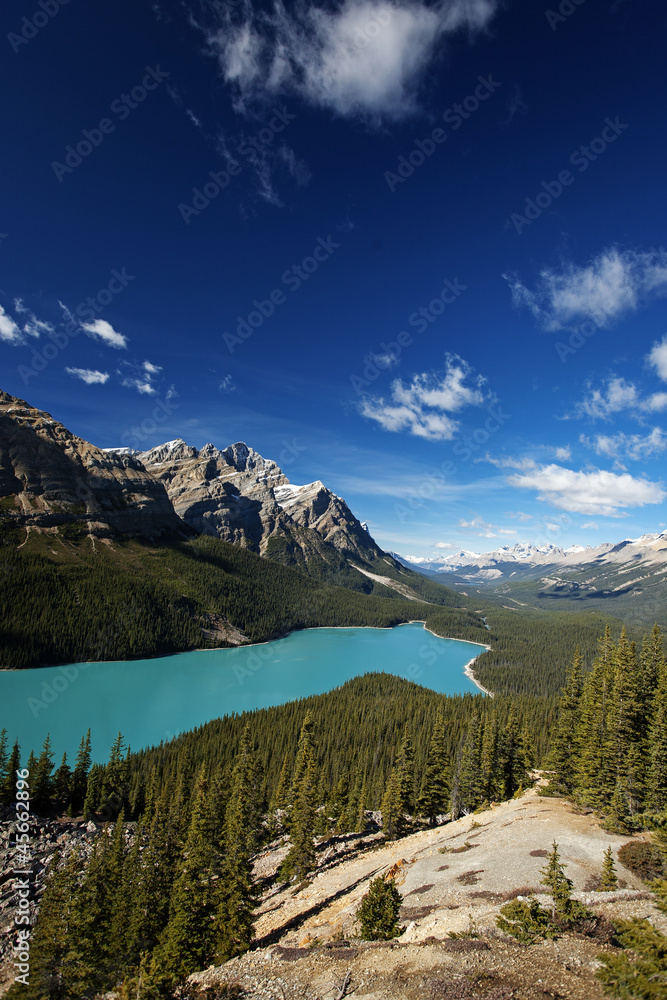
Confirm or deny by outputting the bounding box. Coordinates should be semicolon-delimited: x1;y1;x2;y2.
0;532;482;670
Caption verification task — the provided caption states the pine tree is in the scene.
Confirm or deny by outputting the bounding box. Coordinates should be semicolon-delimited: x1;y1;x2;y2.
70;730;91;814
574;634;615;807
356;774;369;833
604;629;643;813
53;753;72;808
0;729;8;792
214;724;259;963
83;763;103;820
280;713;318;882
451;715;483;817
272;752;292;813
648;652;667;810
101;731;128;818
124;809;177;964
480;713;500;803
329;775;349;833
600;846;618;890
640;624;664;703
417;711;450;825
341;766;362;834
157;765;218;980
108;823;145;983
61;832;116;996
380;764;406;840
547;649;584;793
207;759;232;848
606;781;629;833
396;732;415;813
1;740;21;804
168;742;195;838
357;876;403;940
539;841;575;920
500;707;526;800
12;850;83;1000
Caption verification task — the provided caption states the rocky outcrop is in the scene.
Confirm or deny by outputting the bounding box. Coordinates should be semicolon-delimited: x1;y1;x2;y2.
137;439;383;563
0;391;187;540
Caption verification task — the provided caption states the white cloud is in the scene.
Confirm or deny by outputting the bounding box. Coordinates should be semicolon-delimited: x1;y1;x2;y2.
459;516;488;530
573;375;667;420
580;427;667;463
0;304;26;345
367;350;399;370
65;367;110;385
486;455;537;470
458;515;516;539
506;463;665;516
647;334;667;381
208;0;500;122
434;541;456;550
574;376;640;420
507;510;534;521
553;446;571;461
505;247;667;331
118;358;163;395
122;378;155;394
14;299;54;338
0;301;54;345
644;392;667;412
81;319;128;349
219;375;236;393
360;356;489;440
581;521;599;530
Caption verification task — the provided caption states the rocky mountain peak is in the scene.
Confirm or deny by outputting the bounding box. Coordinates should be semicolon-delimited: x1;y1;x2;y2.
0;391;187;540
138;435;381;563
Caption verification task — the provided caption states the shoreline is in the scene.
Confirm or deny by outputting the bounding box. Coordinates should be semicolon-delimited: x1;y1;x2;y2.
0;620;495;696
462;657;494;697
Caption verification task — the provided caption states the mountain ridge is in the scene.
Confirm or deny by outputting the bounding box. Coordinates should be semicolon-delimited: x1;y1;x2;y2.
398;530;667;578
0;389;454;609
0;390;187;541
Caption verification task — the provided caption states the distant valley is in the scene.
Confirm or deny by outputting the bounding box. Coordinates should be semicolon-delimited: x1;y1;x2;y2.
396;531;667;629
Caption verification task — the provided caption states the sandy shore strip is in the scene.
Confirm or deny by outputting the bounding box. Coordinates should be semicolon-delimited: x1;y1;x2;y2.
463;656;494;697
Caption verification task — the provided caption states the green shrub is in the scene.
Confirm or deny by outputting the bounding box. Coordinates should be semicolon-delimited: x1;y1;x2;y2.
596;918;667;999
618;841;664;882
496;898;558;944
356;876;403;940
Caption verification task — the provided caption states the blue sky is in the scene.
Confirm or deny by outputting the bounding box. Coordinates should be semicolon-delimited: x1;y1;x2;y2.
1;0;667;559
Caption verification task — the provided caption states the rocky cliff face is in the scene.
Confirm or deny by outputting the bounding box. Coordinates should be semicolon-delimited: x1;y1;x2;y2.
137;438;383;562
0;391;187;540
0;388;383;566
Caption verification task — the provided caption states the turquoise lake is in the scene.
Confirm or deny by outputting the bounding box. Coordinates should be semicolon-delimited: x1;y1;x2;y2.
0;624;487;763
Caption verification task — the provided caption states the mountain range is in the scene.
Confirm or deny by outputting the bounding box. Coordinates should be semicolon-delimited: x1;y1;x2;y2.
396;532;667;628
0;389;445;605
398;534;667;578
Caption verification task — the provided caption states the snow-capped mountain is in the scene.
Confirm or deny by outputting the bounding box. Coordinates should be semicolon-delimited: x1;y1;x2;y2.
399;541;616;577
131;438;383;565
396;531;667;620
